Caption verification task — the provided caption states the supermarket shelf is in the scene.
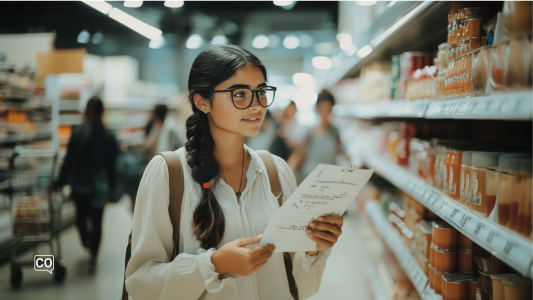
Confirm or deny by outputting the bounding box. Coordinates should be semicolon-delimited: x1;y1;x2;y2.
0;132;52;145
365;201;433;299
59;100;80;111
425;91;533;120
363;152;533;278
334;99;428;119
333;91;533;120
321;1;451;88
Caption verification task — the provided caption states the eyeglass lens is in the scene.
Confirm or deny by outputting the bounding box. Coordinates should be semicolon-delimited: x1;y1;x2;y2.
232;87;275;108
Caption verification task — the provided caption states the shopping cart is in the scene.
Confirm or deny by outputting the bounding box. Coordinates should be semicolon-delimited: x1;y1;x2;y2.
7;149;66;288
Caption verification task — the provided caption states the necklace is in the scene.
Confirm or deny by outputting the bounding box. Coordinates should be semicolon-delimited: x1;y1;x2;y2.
222;147;245;198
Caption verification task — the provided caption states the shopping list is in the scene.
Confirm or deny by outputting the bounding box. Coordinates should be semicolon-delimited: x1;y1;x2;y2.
259;164;374;252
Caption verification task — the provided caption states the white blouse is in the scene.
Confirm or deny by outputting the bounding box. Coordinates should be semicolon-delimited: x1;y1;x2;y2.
125;145;331;300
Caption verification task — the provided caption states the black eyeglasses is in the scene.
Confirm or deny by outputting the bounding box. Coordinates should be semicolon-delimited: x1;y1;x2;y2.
211;86;277;109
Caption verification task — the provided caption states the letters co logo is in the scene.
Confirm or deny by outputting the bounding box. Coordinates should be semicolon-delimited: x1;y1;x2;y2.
34;255;54;274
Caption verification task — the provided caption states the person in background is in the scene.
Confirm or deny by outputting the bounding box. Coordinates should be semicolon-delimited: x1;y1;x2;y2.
131;104;169;164
157;108;186;153
269;101;306;160
245;109;277;151
53;96;118;268
288;90;349;182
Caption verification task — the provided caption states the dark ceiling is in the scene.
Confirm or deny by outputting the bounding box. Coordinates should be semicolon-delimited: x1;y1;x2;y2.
0;1;338;47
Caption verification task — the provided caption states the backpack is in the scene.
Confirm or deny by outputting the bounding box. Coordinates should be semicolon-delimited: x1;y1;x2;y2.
121;150;299;300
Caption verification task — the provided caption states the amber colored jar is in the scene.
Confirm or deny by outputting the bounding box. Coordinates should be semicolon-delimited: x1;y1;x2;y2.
491;274;520;300
461;7;484;19
470;152;500;216
449;150;463;200
467;279;478;300
416;221;433;258
468;37;486;52
435;269;449;295
458;233;483;251
458;249;489;273
460;152;474;207
431;245;458;273
432;221;459;249
463;53;473;96
443;274;469;300
463;17;484;37
503;278;532;300
429;265;436;290
444;150;454;194
449;41;459;60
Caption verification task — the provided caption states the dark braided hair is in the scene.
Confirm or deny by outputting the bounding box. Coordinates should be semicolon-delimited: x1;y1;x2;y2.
186;45;267;249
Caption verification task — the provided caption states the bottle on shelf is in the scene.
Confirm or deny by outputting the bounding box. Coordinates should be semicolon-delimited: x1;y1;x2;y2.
517;158;532;238
470;152;500;216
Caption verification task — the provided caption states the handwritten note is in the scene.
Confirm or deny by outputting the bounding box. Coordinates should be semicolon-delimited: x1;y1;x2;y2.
259;164;374;252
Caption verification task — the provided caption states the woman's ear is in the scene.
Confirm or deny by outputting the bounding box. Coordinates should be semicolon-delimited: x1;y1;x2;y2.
193;93;210;113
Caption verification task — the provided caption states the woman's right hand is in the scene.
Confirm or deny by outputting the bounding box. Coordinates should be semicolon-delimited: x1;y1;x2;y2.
211;235;275;276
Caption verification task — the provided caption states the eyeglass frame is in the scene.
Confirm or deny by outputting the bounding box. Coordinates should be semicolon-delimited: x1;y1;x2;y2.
210;86;277;110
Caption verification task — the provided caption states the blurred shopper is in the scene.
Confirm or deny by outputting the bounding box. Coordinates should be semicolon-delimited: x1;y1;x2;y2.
269;101;305;160
245;109;277;150
53;96;118;268
157;109;186;153
131;104;169;164
125;45;342;300
288;90;348;182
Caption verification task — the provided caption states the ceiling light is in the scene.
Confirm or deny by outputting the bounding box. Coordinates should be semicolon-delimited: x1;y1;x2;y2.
252;34;269;49
357;1;377;6
92;31;103;44
283;35;299;49
292;73;315;88
357;45;373;58
211;35;228;45
77;30;90;44
186;34;203;49
149;36;165;49
267;34;280;48
164;1;184;8
273;1;293;6
82;1;113;14
312;56;332;69
124;1;143;8
339;33;352;51
108;8;162;40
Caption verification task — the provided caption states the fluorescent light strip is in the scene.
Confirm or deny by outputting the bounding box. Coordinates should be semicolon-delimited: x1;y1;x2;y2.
108;8;162;40
370;1;431;47
82;1;113;14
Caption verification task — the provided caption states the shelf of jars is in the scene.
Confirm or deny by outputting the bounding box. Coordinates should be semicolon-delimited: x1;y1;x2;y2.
365;201;440;300
362;151;533;278
333;90;532;120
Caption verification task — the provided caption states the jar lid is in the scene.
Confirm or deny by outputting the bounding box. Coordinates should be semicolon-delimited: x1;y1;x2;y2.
460;274;480;282
471;152;500;168
499;154;530;172
465;17;485;21
459;249;489;255
443;274;469;283
503;278;532;286
521;158;532;174
435;247;458;254
491;273;521;280
433;220;454;229
462;151;474;165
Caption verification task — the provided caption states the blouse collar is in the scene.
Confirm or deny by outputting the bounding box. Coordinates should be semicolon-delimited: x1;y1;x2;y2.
244;144;265;175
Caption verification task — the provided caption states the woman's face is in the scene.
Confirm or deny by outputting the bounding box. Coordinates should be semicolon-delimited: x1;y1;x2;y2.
207;65;268;137
316;100;333;121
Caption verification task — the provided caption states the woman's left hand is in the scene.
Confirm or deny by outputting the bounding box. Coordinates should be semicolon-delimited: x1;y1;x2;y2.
305;216;343;254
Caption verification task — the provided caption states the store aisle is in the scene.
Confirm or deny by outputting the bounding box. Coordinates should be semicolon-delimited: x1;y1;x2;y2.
0;197;132;300
0;197;369;300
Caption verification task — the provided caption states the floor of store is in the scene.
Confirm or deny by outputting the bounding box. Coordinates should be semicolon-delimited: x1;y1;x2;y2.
0;197;370;300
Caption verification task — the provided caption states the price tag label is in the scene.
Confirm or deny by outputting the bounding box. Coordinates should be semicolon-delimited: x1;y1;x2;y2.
457;101;469;115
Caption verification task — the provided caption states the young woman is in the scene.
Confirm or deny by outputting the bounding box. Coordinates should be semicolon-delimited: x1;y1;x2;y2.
125;45;343;300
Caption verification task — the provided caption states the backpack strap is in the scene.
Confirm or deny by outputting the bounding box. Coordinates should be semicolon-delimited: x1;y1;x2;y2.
257;150;283;205
121;151;184;300
257;150;299;300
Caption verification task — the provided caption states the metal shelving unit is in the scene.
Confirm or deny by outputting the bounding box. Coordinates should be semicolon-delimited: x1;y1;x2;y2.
366;201;442;300
333;91;533;120
362;151;533;278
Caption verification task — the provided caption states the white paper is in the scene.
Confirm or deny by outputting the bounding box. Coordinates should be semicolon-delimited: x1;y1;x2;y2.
259;164;374;252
